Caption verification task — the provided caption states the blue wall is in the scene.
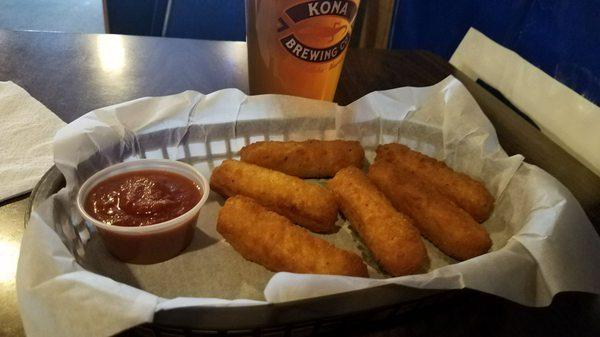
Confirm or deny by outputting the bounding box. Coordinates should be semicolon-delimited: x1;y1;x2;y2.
106;0;245;40
389;0;600;105
165;0;245;41
106;0;168;36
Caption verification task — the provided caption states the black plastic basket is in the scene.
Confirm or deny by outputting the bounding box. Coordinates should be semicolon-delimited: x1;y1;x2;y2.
26;118;448;336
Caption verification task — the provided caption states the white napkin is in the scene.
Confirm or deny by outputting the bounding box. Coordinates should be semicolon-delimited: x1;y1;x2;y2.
0;81;66;202
450;28;600;177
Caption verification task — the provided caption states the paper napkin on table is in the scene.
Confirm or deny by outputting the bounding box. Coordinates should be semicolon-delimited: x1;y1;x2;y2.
450;28;600;177
0;81;65;202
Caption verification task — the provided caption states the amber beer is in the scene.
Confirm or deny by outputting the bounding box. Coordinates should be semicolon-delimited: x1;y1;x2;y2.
246;0;361;101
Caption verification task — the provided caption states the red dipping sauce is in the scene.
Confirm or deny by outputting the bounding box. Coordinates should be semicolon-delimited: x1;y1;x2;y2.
84;170;202;227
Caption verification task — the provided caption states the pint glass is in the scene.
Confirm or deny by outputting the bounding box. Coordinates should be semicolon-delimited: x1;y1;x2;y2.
246;0;361;101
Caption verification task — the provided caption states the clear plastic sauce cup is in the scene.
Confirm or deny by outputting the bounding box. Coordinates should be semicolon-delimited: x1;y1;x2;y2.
76;159;209;264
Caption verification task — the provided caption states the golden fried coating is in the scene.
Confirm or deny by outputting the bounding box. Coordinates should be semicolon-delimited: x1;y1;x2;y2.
326;167;428;276
375;144;494;222
368;160;492;260
239;140;364;178
210;159;338;233
217;196;368;277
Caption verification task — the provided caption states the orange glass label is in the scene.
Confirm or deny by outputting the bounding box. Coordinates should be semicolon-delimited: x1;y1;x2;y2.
279;1;356;63
246;0;361;101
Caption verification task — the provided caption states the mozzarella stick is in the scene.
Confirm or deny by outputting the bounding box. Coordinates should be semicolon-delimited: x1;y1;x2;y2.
326;167;428;276
240;140;364;178
217;196;368;277
375;144;494;222
210;159;338;233
368;160;492;260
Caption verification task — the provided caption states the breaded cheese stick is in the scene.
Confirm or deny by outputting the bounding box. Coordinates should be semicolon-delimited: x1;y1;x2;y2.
217;196;368;277
368;160;492;260
240;140;364;178
210;159;338;233
326;167;428;276
375;144;494;222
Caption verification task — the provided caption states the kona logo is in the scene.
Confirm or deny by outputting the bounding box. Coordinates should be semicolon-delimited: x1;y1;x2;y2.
308;1;351;17
285;1;357;23
278;1;358;63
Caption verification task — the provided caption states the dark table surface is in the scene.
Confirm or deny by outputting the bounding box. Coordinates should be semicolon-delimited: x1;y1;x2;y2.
1;29;599;337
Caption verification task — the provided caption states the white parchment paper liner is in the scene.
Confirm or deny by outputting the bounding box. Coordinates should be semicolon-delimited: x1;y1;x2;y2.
17;76;600;337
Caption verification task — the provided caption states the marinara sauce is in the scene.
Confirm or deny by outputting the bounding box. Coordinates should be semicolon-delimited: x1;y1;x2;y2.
85;170;202;227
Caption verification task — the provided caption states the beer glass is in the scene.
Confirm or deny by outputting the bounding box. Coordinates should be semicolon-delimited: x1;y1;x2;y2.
246;0;361;101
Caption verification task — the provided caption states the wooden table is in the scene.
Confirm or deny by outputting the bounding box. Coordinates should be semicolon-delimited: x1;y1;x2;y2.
1;29;599;337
